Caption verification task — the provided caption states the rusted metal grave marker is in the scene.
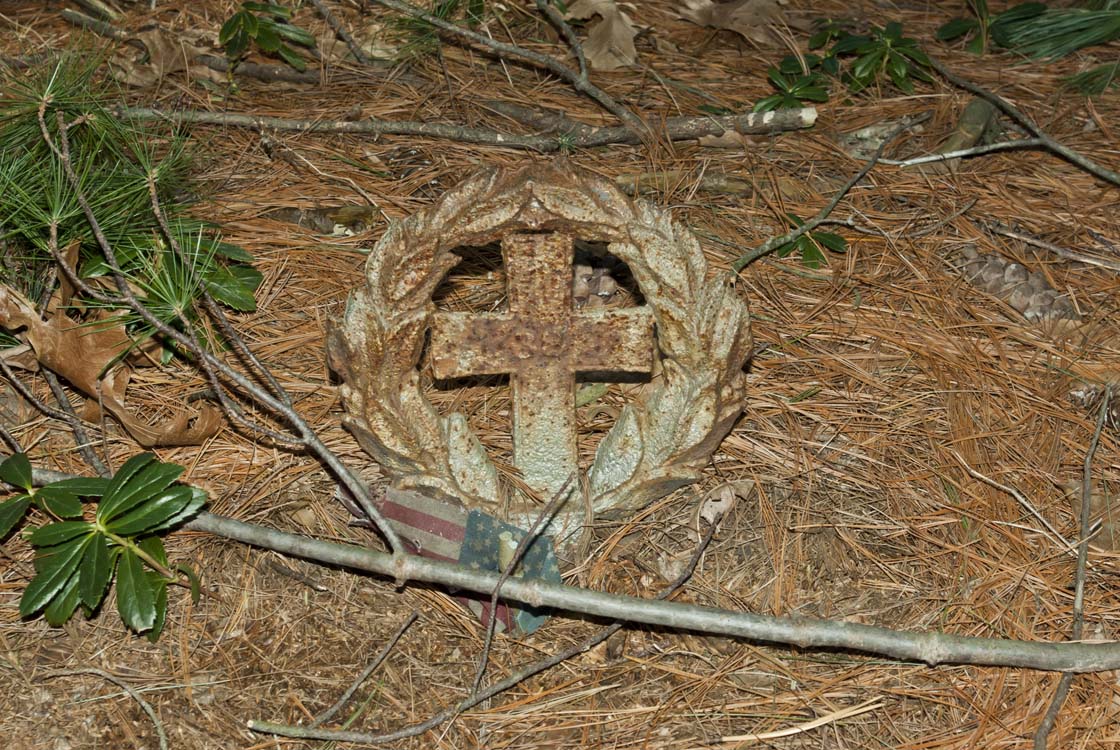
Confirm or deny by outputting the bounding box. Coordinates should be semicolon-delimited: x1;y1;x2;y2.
429;233;654;503
328;161;752;555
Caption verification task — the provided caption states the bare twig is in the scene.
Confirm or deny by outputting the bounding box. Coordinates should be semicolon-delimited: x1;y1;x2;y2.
310;611;419;727
471;473;574;694
1033;388;1112;749
535;0;588;80
951;450;1075;555
309;0;375;66
118;105;816;152
983;220;1120;274
366;0;644;132
730;113;930;272
928;56;1120;187
880;138;1046;167
37;103;404;554
44;669;167;750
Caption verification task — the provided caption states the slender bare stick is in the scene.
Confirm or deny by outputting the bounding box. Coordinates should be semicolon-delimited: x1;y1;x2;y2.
117;105;816;152
1033;388;1112;749
45;669;167;750
178;509;1120;674
928;56;1120;187
366;0;644;132
983;221;1120;274
471;473;574;693
309;0;375;66
310;611;419;727
37;103;404;554
731;113;930;272
880;138;1046;167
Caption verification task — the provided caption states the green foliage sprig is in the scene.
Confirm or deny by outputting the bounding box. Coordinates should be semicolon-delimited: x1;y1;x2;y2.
0;453;205;640
821;21;933;94
1064;60;1120;95
220;2;318;72
0;55;261;358
774;214;848;269
753;55;831;113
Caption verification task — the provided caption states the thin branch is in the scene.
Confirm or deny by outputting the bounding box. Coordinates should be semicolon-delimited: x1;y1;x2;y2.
472;473;574;694
535;0;588;80
951;450;1075;556
184;510;1120;674
366;0;644;132
880;138;1046;167
42;370;109;478
310;611;419;728
983;220;1120;274
1033;388;1112;749
117;105;817;152
37;104;404;554
928;56;1120;187
45;669;167;750
731;113;930;272
309;0;375;66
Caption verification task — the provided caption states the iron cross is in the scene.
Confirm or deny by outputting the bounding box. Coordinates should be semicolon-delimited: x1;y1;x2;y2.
429;233;654;503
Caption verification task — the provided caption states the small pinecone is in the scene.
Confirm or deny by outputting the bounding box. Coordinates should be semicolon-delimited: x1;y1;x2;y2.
952;244;1079;322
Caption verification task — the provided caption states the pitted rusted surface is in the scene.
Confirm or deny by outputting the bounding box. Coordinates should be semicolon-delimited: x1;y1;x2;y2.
430;233;654;499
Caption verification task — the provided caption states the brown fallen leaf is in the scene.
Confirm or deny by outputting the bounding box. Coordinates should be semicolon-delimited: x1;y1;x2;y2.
677;0;788;46
110;26;224;87
564;0;639;70
0;284;221;447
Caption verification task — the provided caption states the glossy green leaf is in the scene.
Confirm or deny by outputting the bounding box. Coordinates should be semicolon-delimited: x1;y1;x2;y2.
937;17;978;41
276;44;307;72
0;496;31;540
177;562;202;605
104;453;157;501
20;536;89;617
800;241;826;269
203;264;259;312
814;231;848;253
44;568;82;626
138;535;170;568
831;34;870;54
79;533;113;610
0;453;33;491
35;485;83;519
106;485;194;536
219;12;245;45
254;21;282;52
28;521;94;547
243;2;292;18
98;458;184;524
45;476;111;497
146;575;169;643
145;487;208;534
965;34;986;54
116;549;156;632
273;22;317;49
207;240;254;263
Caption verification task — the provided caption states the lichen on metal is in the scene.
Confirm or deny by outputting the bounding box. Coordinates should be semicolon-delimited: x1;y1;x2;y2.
327;161;752;549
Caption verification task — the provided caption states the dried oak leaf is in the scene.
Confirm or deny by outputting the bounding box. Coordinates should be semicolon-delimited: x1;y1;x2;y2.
0;284;220;447
110;27;223;87
677;0;788;46
564;0;639;71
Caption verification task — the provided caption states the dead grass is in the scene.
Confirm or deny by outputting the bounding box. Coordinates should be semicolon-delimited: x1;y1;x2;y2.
2;0;1120;747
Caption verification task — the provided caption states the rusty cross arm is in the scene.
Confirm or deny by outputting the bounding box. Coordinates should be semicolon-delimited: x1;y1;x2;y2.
429;233;654;502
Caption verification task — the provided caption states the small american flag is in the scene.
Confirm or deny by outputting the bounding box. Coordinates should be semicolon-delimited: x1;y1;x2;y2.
340;485;559;634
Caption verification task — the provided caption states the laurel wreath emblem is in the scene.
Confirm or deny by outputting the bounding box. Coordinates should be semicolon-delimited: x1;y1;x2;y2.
327;162;751;529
